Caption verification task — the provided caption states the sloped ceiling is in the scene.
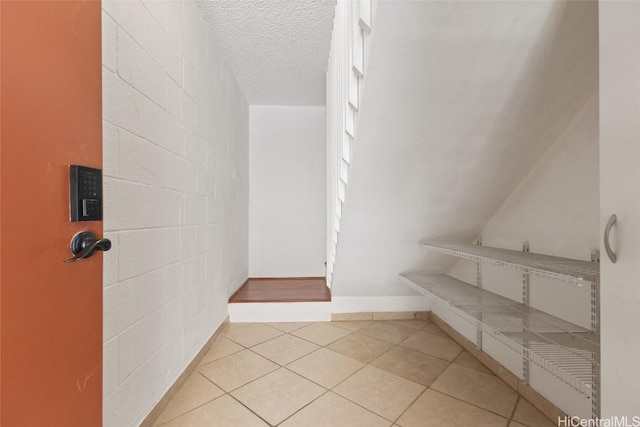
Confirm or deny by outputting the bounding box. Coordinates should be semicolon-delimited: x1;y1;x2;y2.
197;0;336;106
332;1;599;296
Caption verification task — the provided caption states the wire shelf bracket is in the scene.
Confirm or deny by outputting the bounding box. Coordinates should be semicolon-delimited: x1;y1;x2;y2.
420;242;599;286
399;272;599;399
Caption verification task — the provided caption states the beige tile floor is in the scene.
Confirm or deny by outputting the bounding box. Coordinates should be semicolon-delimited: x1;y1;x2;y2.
154;320;556;427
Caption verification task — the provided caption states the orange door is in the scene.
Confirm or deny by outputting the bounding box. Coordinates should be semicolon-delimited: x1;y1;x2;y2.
0;1;103;425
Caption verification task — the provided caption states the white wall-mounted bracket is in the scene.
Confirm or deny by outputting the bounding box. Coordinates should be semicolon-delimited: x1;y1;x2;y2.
522;241;531;386
475;236;483;351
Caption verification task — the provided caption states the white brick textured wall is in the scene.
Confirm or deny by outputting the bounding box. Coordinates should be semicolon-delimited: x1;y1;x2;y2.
101;2;249;426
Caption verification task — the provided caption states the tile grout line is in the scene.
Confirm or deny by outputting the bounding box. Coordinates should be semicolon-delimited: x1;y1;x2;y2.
198;329;282;396
286;356;367;392
276;326;366;391
153;389;223;426
226;392;274;427
289;319;457;425
366;319;518;423
329;320;373;332
164;368;379;427
427;387;515;422
157;323;243;421
328;390;397;424
217;323;337;426
328;366;398;424
198;360;280;424
421;344;520;421
274;388;334;426
326;337;424;424
159;320;520;425
391;351;455;425
234;323;395;424
265;322;314;333
392;387;427;426
155;333;252;425
204;325;333;395
508;395;522;425
253;348;319;364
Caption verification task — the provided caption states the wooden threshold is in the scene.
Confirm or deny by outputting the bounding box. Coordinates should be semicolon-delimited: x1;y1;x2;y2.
229;277;331;303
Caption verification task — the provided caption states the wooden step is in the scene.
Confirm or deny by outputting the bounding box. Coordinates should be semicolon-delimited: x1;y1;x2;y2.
229;277;331;303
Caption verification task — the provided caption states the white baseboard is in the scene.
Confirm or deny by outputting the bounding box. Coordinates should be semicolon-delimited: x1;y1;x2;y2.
228;302;332;322
331;296;430;313
228;296;430;323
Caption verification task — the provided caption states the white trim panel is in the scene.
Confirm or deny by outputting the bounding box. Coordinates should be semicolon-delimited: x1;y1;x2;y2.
331;296;430;313
229;302;332;322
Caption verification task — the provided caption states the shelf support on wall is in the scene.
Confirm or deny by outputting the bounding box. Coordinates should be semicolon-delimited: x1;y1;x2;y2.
476;237;483;351
522;242;530;386
403;240;601;418
590;249;600;420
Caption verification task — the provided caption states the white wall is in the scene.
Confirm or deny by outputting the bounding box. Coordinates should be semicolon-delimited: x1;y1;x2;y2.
101;2;249;426
331;1;598;302
446;93;598;417
249;106;326;277
449;93;599;328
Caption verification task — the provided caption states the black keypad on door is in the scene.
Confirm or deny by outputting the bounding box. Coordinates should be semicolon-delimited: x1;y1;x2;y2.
70;165;103;222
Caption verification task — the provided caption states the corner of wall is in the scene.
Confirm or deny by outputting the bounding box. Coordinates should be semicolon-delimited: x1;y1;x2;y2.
248;106;327;278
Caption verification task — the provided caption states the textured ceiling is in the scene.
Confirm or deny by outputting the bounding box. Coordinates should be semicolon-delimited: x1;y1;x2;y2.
197;0;336;106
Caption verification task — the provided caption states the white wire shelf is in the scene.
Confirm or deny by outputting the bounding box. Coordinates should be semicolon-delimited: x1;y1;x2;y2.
420;242;599;286
400;273;599;396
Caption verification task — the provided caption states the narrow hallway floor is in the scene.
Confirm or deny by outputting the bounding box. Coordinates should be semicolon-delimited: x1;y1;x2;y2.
153;320;555;426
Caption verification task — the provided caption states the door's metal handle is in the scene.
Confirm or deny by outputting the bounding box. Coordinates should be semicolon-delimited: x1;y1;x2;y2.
64;231;111;263
604;214;617;263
